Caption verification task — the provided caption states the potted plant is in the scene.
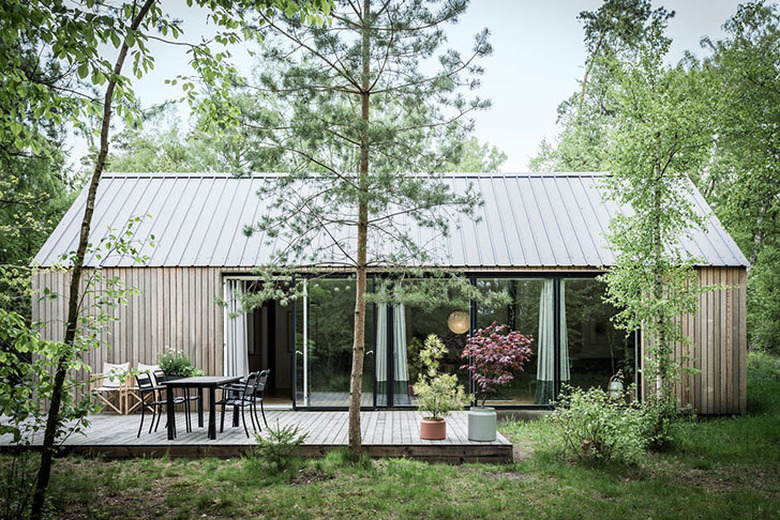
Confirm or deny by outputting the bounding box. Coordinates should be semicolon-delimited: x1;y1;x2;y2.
158;348;204;378
461;322;534;441
413;334;467;440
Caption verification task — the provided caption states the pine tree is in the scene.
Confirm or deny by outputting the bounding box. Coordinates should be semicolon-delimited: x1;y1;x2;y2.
241;0;491;457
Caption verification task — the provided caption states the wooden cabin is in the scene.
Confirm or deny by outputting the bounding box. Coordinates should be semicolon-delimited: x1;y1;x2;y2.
33;172;748;414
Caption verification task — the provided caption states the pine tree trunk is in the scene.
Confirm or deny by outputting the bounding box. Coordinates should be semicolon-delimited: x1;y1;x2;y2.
347;0;371;460
29;3;155;517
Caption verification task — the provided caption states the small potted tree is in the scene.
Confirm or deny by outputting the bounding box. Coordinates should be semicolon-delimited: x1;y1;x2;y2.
413;334;467;440
461;322;534;441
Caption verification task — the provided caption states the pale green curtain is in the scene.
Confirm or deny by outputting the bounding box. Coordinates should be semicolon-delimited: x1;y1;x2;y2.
376;305;388;397
535;279;569;403
393;304;410;403
376;304;410;404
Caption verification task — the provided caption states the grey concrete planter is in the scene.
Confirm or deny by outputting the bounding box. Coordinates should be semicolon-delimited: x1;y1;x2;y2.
468;406;497;442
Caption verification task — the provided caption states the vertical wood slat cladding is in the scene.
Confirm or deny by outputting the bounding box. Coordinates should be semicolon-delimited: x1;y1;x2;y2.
32;265;747;415
31;267;225;380
639;266;747;414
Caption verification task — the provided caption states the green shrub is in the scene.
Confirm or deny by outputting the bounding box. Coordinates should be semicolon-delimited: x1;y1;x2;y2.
639;394;681;452
747;349;780;414
158;349;203;377
547;385;645;465
0;451;39;520
251;421;308;474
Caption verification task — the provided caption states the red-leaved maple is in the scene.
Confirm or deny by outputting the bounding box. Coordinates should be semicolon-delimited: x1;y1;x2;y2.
461;322;534;407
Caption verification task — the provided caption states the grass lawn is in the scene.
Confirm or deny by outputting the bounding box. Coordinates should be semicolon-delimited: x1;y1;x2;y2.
4;352;779;519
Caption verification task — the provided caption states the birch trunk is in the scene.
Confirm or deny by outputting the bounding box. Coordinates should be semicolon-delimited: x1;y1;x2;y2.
30;2;156;517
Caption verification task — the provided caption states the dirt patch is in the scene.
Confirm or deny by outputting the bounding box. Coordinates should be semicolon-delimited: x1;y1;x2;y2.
485;470;534;482
673;464;780;495
289;465;332;486
456;463;536;483
52;459;187;520
512;440;533;462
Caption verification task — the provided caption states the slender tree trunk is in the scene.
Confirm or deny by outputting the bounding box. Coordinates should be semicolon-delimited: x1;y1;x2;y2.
348;0;371;459
652;166;668;400
30;3;155;518
578;32;605;118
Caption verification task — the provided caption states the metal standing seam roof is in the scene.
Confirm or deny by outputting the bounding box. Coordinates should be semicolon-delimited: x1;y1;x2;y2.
33;172;749;269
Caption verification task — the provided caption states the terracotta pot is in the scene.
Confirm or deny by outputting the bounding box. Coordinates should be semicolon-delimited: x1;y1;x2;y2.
420;418;446;440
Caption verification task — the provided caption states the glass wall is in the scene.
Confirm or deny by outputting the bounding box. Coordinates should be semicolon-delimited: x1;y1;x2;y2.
563;278;635;394
295;278;374;407
475;278;560;405
291;274;635;409
377;280;470;406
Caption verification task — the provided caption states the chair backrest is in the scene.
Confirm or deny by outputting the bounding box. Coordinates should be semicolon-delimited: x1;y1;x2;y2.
242;371;261;398
138;363;161;386
101;362;129;388
152;370;167;384
135;372;155;394
257;369;271;393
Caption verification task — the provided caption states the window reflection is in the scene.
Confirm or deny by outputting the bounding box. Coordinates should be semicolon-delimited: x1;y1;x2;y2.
476;278;551;405
564;278;635;394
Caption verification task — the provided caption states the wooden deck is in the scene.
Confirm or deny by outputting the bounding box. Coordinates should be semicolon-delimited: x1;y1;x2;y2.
0;410;512;464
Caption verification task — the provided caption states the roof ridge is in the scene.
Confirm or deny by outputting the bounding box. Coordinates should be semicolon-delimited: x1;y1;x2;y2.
101;171;610;179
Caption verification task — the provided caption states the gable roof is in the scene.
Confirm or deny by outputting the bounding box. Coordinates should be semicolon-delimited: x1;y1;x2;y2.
34;172;748;269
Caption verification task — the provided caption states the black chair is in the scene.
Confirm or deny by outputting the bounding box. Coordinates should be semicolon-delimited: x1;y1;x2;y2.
134;372;186;438
251;369;270;429
221;369;270;430
218;371;261;437
153;370;198;433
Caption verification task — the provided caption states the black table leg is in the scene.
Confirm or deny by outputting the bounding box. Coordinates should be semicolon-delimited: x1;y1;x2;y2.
197;387;204;428
208;387;216;440
166;385;176;440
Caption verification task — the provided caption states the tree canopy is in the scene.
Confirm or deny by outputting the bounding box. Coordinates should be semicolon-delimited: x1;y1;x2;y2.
0;1;332;517
532;0;780;353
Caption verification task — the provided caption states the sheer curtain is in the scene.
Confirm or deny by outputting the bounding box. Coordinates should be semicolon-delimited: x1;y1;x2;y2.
375;304;411;405
535;279;569;403
376;305;388;400
393;304;410;404
223;279;249;377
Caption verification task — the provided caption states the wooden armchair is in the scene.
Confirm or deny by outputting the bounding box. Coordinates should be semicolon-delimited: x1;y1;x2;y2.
90;362;130;414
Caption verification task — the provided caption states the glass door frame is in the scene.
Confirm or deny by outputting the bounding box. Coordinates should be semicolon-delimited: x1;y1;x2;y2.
292;274;377;410
290;271;638;410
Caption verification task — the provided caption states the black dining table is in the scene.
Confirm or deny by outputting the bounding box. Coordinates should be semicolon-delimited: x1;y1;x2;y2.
160;375;242;440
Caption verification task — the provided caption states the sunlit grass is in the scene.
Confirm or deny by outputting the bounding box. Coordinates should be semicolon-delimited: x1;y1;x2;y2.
4;352;778;519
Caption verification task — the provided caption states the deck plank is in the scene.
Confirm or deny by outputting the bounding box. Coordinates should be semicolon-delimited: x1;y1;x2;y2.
1;410;511;463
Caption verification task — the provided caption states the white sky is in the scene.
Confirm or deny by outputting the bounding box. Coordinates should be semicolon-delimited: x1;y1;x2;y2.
77;0;748;173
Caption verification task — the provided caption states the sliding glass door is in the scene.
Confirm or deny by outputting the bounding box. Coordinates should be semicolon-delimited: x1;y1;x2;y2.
295;278;374;408
291;274;635;409
376;280;470;407
563;278;635;393
474;278;562;405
